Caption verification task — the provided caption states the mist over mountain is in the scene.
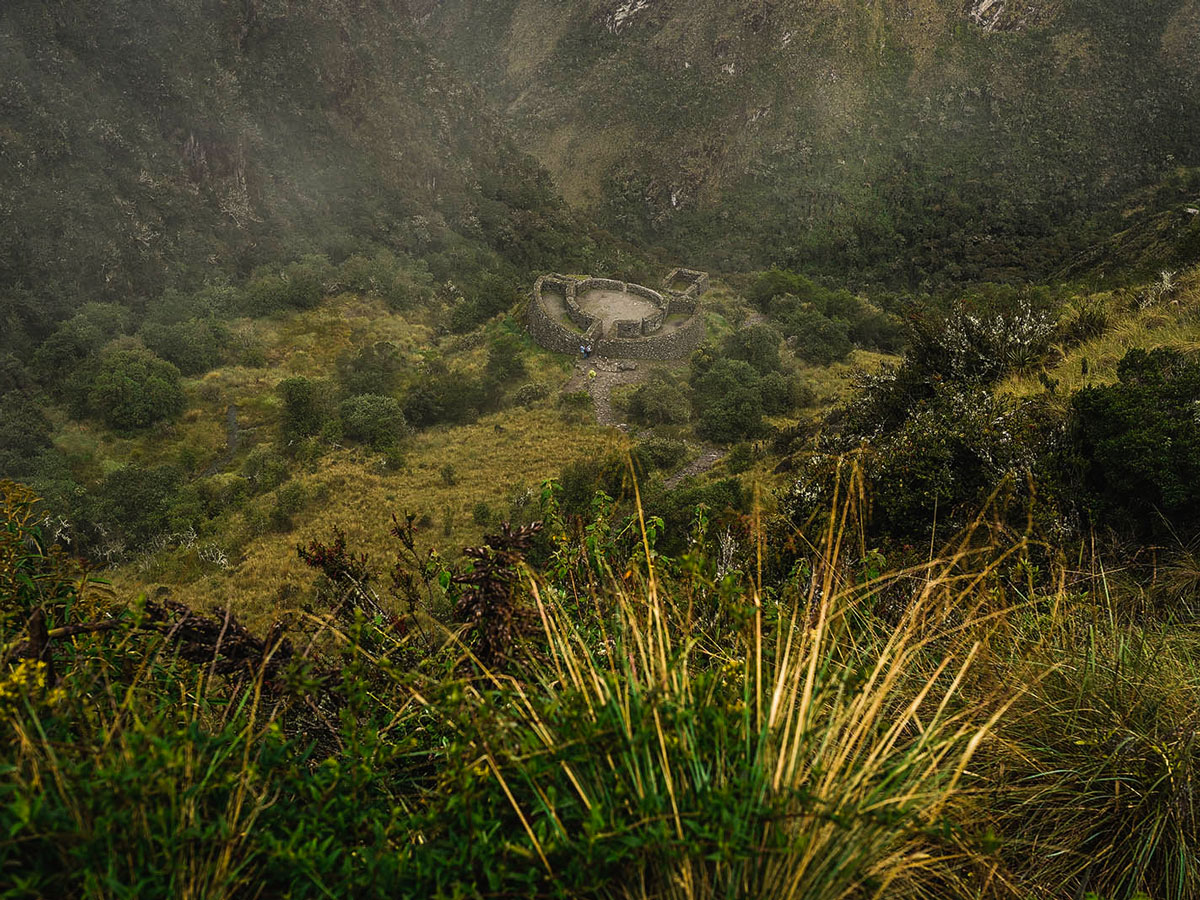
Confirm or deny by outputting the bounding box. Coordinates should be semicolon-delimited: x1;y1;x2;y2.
1;0;591;349
417;0;1200;280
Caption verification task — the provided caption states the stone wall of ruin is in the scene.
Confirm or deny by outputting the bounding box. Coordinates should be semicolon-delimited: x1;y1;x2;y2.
594;311;706;360
527;271;708;361
526;275;587;355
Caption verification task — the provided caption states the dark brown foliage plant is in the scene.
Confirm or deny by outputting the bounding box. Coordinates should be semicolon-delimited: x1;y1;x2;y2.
452;521;544;670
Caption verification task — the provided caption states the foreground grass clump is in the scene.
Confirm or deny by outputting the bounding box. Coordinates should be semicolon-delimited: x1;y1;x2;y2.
990;620;1200;900
2;477;1199;899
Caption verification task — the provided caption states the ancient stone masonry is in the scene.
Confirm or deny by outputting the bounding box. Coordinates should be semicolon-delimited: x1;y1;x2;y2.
526;270;709;360
663;267;709;298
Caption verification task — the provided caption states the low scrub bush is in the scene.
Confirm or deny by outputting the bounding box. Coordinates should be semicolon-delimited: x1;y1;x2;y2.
722;323;783;374
784;306;853;365
637;436;688;471
277;376;337;447
269;481;309;532
513;381;549;407
244;255;331;313
691;357;765;443
336;341;404;397
339;394;409;449
626;371;689;426
403;362;487;428
138;318;230;376
1069;347;1200;537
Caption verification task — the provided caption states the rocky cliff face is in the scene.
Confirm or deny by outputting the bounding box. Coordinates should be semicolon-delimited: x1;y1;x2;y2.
966;0;1064;32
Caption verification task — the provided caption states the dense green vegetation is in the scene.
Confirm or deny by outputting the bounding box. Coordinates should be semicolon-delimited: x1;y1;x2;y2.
421;0;1200;284
5;1;1200;896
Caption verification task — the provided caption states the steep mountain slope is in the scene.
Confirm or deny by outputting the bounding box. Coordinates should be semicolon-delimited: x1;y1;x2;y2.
0;0;587;350
416;0;1200;282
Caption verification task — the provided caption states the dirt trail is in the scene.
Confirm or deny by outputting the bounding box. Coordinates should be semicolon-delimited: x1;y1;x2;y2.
564;358;645;429
664;447;723;489
201;404;240;477
560;308;767;481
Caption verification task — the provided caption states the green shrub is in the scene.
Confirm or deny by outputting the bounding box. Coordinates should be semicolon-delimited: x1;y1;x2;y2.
336;341;404;397
81;464;183;553
472;500;492;526
725;443;755;474
440;463;458;486
484;332;527;384
557;388;594;424
277;377;336;447
904;301;1056;385
627;372;690;426
748;268;820;310
1057;299;1109;348
447;271;522;333
34;304;135;383
336;249;433;309
75;347;186;432
339;394;408;449
785;308;853;365
513;382;549;407
145;281;240;325
691;358;764;443
0;392;54;479
752;271;902;354
789;375;818;409
245;256;331;313
759;371;793;415
722;323;783;374
269;481;309;532
792;385;1056;542
402;362;487;427
138;318;229;376
241;447;291;494
637;436;688;471
1069;347;1200;537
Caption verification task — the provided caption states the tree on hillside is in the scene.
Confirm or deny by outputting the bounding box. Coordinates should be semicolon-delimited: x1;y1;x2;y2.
723;323;783;375
139;318;229;376
627;371;690;426
340;394;409;450
278;376;337;447
75;347;186;432
485;332;527;384
692;358;765;443
337;341;405;397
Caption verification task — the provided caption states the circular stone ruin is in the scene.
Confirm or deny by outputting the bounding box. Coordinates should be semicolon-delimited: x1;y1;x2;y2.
526;268;709;360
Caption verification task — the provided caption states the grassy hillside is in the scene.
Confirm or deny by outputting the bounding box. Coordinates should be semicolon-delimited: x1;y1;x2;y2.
8;7;1200;896
419;0;1200;282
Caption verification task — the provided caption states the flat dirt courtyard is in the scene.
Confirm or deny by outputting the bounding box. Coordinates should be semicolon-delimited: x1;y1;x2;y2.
575;288;659;331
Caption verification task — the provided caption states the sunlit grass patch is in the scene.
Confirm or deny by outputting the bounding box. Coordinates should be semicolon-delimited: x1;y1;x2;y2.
112;406;627;624
1000;266;1200;400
